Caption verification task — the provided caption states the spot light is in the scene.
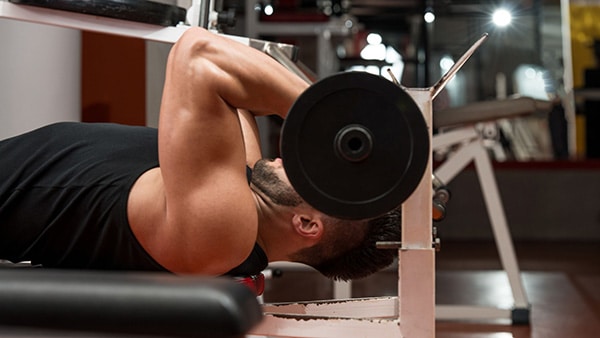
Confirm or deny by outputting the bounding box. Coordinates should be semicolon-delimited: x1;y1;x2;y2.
440;55;455;73
366;33;382;45
360;33;386;61
264;4;274;16
424;10;435;24
492;8;512;27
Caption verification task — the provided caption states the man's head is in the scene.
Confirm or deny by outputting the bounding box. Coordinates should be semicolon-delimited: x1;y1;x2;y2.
289;209;400;281
251;158;401;281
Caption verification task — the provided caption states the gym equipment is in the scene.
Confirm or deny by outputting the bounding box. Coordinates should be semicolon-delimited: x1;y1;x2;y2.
432;174;451;221
0;269;262;337
250;34;489;338
0;0;299;62
281;71;429;219
271;59;445;221
0;2;489;336
433;97;551;324
8;0;186;26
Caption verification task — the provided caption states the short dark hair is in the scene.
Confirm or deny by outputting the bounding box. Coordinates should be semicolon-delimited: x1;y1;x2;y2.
291;208;401;281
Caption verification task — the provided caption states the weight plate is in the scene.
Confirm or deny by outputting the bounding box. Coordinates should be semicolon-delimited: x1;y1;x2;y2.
9;0;187;27
281;72;429;220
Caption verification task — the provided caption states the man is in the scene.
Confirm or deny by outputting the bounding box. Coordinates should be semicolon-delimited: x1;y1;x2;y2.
0;27;400;281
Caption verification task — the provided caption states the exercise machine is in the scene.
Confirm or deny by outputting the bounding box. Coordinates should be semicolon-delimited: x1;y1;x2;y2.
0;1;487;336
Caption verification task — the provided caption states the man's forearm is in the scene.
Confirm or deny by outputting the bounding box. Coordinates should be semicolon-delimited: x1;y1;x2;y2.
187;28;309;119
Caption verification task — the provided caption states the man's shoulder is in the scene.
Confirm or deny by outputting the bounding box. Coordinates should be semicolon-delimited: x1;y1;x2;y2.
128;168;259;275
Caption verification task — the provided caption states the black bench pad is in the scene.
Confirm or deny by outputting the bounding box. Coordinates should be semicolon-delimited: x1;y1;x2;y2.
0;269;262;337
8;0;187;26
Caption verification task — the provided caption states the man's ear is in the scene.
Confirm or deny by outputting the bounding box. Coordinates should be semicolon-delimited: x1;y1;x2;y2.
292;214;323;240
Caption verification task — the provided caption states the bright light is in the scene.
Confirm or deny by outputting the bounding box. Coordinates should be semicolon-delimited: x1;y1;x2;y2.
525;67;537;79
264;4;274;16
362;33;385;60
360;43;386;61
514;64;551;100
348;65;365;72
440;55;455;73
365;65;380;75
492;8;512;27
424;11;435;23
366;33;382;45
385;46;401;64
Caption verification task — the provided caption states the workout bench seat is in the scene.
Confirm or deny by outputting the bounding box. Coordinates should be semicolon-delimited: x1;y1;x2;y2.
0;268;263;337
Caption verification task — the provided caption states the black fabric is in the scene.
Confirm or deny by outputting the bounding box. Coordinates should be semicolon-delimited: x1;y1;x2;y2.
0;122;163;270
0;122;268;276
225;243;267;277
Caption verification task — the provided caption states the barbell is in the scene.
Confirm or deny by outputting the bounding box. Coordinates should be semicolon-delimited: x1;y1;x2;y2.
280;71;430;220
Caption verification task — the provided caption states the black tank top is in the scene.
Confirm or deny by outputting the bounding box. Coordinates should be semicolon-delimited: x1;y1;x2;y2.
0;122;267;276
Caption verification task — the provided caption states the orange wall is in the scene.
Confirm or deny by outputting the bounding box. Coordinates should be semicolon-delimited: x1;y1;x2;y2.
81;31;146;125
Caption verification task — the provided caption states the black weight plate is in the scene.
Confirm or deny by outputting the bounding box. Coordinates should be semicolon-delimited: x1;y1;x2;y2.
9;0;187;27
281;72;429;220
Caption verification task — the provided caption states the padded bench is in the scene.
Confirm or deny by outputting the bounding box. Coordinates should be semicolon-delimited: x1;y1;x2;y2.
434;96;553;129
0;269;262;337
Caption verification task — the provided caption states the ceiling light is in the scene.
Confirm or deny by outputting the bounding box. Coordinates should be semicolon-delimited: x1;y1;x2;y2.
424;11;435;23
492;8;512;27
366;33;382;45
264;4;274;16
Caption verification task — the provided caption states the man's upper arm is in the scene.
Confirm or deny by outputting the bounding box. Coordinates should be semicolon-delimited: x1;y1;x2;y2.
154;29;258;274
150;27;306;274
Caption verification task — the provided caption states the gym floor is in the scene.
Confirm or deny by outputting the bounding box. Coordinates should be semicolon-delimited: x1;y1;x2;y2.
263;240;600;338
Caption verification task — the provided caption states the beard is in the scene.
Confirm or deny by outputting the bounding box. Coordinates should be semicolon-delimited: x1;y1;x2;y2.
251;159;303;207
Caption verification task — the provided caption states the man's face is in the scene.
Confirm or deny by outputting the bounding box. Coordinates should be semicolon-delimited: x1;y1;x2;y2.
251;158;303;207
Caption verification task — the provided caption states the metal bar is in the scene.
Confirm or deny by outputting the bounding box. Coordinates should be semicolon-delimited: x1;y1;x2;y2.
432;131;531;321
198;0;211;28
250;38;298;61
249;315;401;338
560;0;577;157
333;280;352;300
262;297;398;318
403;89;434;249
253;21;351;36
264;44;311;83
398;249;435;337
432;127;479;149
400;88;435;338
436;305;512;321
472;144;530;308
433;138;480;184
431;33;488;99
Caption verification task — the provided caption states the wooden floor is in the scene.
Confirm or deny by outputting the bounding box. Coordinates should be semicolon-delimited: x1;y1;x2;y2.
263;240;600;338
